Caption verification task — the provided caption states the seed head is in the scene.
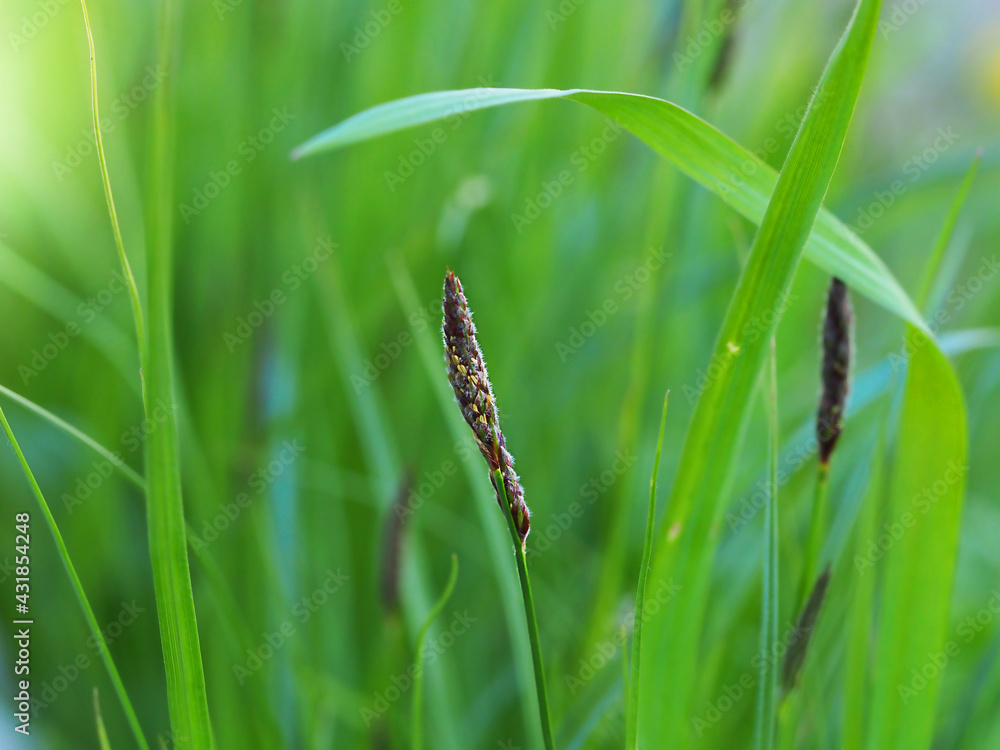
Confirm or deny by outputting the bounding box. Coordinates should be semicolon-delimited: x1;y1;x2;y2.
442;271;530;548
781;565;831;692
817;278;852;465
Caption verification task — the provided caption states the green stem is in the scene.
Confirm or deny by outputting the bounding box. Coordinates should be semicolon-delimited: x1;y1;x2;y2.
799;462;830;611
625;391;669;750
79;0;146;370
493;468;555;750
0;404;150;750
412;555;459;750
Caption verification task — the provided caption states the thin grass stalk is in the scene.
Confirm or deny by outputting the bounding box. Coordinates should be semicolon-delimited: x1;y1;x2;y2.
0;404;149;749
915;150;983;311
625;391;669;750
440;271;551;746
494;467;556;750
412;555;460;750
143;0;214;743
79;0;146;370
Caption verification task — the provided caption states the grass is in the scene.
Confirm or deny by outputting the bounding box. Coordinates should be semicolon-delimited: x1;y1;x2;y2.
81;0;213;744
1;0;998;747
752;341;780;750
0;401;148;749
411;553;459;750
624;390;668;750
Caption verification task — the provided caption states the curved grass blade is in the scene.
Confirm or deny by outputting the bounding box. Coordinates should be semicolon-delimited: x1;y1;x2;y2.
0;388;281;745
412;555;460;750
642;1;885;743
293;90;923;334
0;403;149;750
625;391;669;750
866;341;966;749
864;145;977;749
0;384;146;491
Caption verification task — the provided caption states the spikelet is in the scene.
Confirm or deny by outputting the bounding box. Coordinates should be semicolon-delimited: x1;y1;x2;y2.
817;278;852;465
442;271;530;548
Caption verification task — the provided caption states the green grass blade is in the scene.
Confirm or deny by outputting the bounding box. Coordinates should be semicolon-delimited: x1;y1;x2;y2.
0;388;270;738
293;89;923;334
79;0;213;742
842;422;886;750
141;0;214;744
642;1;884;743
915;150;983;310
0;404;149;750
0;391;275;745
94;689;113;750
0;384;146;491
753;342;780;750
625;391;669;750
291;88;567;157
79;0;145;360
860;145;977;750
413;555;460;750
866;341;966;749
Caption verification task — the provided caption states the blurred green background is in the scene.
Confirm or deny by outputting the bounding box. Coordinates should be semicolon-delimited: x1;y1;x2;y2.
0;0;998;747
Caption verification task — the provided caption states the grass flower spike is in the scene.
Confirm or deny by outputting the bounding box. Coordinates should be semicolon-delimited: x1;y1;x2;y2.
442;269;553;749
442;270;530;548
817;277;853;465
797;278;853;619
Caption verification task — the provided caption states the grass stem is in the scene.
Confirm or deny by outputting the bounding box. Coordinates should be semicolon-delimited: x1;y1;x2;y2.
79;0;146;368
625;391;669;750
412;555;460;750
494;468;555;750
0;404;149;750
